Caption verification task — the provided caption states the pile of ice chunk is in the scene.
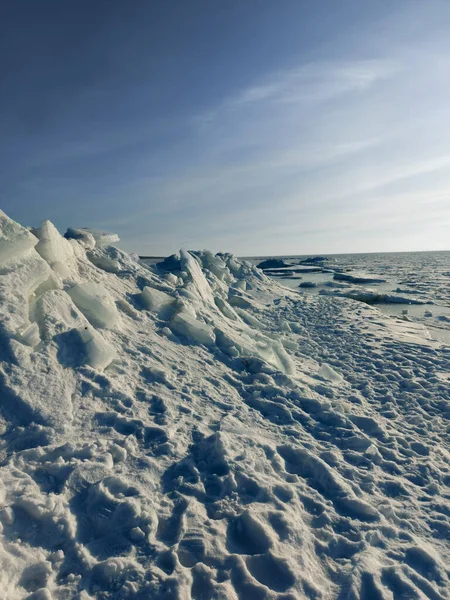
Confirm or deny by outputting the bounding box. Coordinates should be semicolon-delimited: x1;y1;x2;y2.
0;210;295;442
0;209;38;265
1;210;450;600
33;220;76;277
65;227;119;248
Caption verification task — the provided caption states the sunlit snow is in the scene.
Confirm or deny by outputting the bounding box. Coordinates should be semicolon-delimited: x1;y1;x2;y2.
0;210;449;599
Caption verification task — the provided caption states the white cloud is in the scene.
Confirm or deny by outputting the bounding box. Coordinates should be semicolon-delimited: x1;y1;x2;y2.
195;58;401;129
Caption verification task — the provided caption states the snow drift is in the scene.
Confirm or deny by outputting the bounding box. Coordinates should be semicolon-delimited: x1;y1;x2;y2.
0;210;450;600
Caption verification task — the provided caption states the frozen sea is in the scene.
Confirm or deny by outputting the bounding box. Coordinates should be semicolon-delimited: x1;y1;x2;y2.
248;251;450;344
2;210;450;600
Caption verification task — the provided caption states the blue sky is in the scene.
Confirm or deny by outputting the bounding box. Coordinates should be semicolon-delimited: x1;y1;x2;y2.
1;0;450;255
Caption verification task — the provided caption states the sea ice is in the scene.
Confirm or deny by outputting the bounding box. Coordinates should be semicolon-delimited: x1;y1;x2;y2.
65;227;119;248
257;258;289;269
0;210;449;600
140;286;176;315
171;310;216;346
67;282;120;329
333;272;386;284
34;220;76;277
0;209;38;266
319;362;344;383
76;325;117;369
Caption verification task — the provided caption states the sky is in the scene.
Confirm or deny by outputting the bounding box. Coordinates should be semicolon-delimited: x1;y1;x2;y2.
1;0;450;256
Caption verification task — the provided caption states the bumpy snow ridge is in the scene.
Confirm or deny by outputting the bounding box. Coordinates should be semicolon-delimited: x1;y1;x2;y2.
1;211;450;599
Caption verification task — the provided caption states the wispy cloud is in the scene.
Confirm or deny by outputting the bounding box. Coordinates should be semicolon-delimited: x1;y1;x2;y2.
194;59;400;130
233;59;400;106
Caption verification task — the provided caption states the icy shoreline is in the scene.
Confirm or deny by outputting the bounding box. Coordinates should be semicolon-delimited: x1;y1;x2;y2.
1;211;450;599
253;252;450;345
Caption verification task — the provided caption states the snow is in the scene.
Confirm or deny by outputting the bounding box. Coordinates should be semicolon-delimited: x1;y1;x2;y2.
333;272;387;284
65;228;119;248
298;256;329;265
1;211;450;599
0;209;38;266
64;227;96;249
33;220;76;278
265;266;323;274
320;287;428;305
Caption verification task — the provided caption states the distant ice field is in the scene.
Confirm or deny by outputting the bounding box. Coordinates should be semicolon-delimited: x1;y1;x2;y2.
246;251;450;344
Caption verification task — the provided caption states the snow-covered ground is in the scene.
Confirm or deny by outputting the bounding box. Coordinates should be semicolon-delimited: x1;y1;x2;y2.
1;210;450;599
251;252;450;345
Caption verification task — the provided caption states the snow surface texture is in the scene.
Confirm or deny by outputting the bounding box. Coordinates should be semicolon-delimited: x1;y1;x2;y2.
1;211;450;599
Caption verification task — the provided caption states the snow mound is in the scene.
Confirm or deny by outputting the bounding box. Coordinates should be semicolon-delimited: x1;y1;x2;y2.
33;220;76;278
1;210;449;600
0;209;38;266
65;227;119;248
